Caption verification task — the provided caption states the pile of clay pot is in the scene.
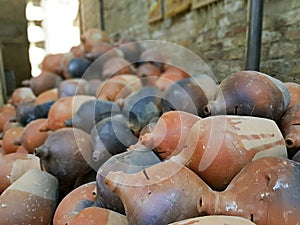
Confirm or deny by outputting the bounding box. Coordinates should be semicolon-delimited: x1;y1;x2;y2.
0;28;300;225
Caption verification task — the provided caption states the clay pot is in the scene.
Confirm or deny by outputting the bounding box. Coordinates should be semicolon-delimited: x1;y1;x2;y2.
198;157;300;225
69;207;128;225
0;153;40;193
105;160;211;225
102;57;134;80
192;74;219;103
8;87;36;107
64;99;120;133
67;57;91;78
285;82;300;107
136;63;161;86
34;128;92;195
21;118;49;153
204;71;290;121
45;95;96;131
85;42;115;61
95;144;161;213
0;169;59;225
0;104;16;132
162;77;210;116
97;79;132;102
279;102;300;158
140;111;201;160
139;48;165;71
81;28;110;52
292;150;300;162
16;145;28;154
2;127;24;154
24;71;62;96
34;100;55;119
70;44;85;58
34;88;58;105
85;79;103;96
122;86;162;133
1;120;21;138
168;215;257;225
14;99;36;126
155;65;190;91
90;115;138;170
58;79;88;97
53;182;97;225
117;37;143;64
110;74;142;91
171;115;287;190
41;53;74;77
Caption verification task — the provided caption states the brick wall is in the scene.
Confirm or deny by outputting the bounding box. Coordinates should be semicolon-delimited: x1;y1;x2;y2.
100;0;300;82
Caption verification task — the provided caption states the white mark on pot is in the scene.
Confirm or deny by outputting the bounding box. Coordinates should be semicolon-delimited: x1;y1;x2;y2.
260;192;270;198
225;201;238;212
1;203;7;208
273;179;289;190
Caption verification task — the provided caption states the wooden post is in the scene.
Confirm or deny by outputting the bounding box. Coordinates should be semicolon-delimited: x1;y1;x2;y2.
0;45;6;107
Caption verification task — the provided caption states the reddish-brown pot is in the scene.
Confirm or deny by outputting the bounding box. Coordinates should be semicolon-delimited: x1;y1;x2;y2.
25;71;62;96
0;104;16;132
41;53;74;77
156;65;190;91
2;127;24;154
0;169;58;225
139;48;165;71
21;118;49;153
140;111;201;160
69;207;128;225
35;128;92;195
136;63;161;86
171;115;287;190
34;88;58;105
198;157;300;225
8;87;36;107
53;182;97;225
0;153;40;193
80;28;110;52
97;79;132;102
168;215;257;225
105;160;211;225
45;95;96;131
279;102;300;158
85;42;115;61
204;71;290;121
102;57;134;80
2;121;21;138
285;82;300;107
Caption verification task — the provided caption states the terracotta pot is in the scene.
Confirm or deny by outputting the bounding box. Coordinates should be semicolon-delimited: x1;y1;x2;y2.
95;144;161;213
90;115;138;170
85;79;103;96
97;79;132;102
53;182;97;225
285;82;300;107
8;87;36;107
198;157;300;225
192;74;218;102
110;74;142;91
64;99;120;133
0;153;40;193
67;57;91;78
156;65;190;91
41;53;74;77
0;169;58;225
161;77;209;116
117;37;143;64
122;86;162;133
168;215;257;225
1;120;21;138
45;95;96;131
69;207;128;225
139;48;165;71
2;127;24;154
292;150;300;162
105;160;211;225
140;111;201;160
34;100;55;119
136;63;161;86
81;28;110;52
204;71;290;121
0;104;16;132
16;145;28;154
26;71;62;96
58;79;88;97
21;118;49;153
102;57;134;80
34;128;92;195
70;44;85;58
171;115;287;190
34;88;58;106
85;42;115;61
279;102;300;158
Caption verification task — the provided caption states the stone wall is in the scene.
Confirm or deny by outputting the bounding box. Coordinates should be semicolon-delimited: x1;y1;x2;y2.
101;0;300;83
